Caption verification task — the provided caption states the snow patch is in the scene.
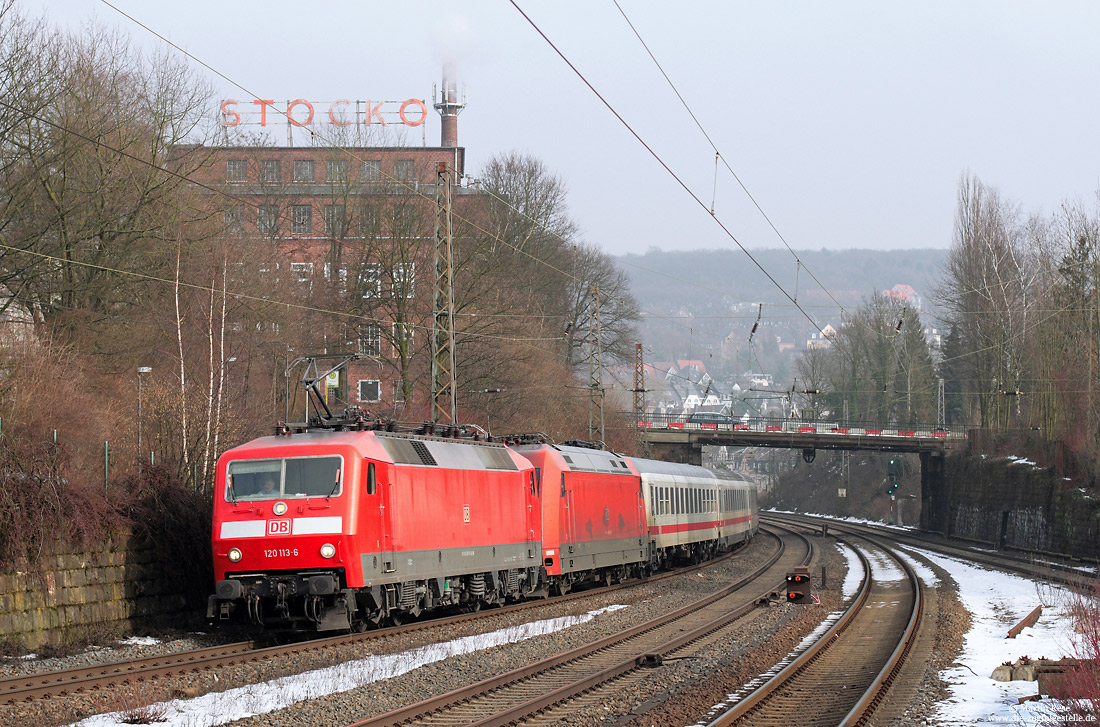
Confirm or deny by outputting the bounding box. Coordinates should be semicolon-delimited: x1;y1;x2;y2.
68;605;629;727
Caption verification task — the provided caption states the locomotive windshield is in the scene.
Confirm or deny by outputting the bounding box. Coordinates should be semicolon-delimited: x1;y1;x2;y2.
225;456;343;501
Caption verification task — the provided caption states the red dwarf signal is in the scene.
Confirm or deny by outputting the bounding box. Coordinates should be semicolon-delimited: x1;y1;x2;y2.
786;567;811;602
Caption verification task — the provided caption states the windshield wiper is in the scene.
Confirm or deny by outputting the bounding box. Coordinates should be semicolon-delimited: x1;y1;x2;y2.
326;468;341;500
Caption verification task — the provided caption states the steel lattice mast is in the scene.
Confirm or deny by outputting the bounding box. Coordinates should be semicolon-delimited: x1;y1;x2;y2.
431;161;457;424
633;343;646;424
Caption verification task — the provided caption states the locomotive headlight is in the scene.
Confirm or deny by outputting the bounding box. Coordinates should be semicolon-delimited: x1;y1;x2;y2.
228;548;243;562
272;501;288;516
319;543;336;559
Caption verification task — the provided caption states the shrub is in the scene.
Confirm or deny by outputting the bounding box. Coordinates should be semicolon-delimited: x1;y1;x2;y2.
123;465;214;610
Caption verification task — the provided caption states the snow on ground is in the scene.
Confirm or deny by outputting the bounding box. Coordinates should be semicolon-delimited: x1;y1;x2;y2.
835;542;864;598
904;546;1082;726
118;636;160;647
68;605;628;727
863;546;907;582
892;547;941;587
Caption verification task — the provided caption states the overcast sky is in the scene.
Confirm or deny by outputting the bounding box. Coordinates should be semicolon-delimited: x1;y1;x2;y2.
18;1;1100;258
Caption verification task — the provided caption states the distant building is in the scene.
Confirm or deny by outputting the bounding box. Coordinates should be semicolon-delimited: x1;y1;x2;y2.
806;323;838;350
884;284;921;310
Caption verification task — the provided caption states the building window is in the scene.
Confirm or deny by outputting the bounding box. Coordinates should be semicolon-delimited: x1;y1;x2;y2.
257;204;279;235
226;159;246;182
293;159;314;182
359;204;380;237
393;263;414;299
259;159;281;183
325;204;346;236
392;322;414;357
327;160;348;183
361;160;381;182
323;263;348;293
358;263;381;298
392;206;416;235
358;323;381;357
392;381;406;404
225;205;244;233
291;205;312;234
290;262;313;283
358;379;380;403
394;159;414;181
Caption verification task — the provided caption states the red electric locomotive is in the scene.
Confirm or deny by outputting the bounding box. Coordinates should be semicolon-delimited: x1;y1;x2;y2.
208;426;544;631
514;442;649;593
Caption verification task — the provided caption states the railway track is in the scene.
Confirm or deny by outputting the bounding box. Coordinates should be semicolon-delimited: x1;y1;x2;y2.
342;525;810;727
705;530;922;726
766;511;1095;588
0;537;763;706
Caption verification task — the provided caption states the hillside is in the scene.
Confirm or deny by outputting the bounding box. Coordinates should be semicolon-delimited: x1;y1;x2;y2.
617;248;948;373
619;248;946;312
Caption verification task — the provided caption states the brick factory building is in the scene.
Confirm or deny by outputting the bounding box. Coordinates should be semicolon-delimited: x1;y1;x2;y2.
193;66;482;420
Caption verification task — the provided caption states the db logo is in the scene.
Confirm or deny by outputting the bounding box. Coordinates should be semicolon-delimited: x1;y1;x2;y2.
267;520;291;535
463;505;470;523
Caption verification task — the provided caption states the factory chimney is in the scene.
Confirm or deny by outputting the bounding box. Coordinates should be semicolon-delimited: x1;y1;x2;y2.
433;62;465;148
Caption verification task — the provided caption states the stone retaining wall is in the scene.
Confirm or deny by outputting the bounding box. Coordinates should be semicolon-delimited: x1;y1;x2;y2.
0;531;187;650
937;453;1100;561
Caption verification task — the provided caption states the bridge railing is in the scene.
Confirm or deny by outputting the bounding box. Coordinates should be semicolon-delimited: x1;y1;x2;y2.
633;413;965;440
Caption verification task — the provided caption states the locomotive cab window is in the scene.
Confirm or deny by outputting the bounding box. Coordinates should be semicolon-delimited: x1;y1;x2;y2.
225;456;343;501
366;462;376;495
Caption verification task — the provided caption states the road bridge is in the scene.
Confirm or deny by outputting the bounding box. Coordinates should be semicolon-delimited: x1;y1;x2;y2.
636;415;964;532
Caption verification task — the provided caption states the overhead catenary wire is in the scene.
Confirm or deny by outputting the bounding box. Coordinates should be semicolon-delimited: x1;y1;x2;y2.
508;1;826;337
609;0;853;324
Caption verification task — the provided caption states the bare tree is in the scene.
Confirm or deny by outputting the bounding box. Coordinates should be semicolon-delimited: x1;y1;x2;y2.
936;174;1036;427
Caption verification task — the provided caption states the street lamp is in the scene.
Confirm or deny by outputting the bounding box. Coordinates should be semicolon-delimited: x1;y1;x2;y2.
138;366;152;474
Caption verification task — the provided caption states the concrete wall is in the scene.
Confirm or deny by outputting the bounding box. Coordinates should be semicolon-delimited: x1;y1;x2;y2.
932;453;1100;561
0;531;187;650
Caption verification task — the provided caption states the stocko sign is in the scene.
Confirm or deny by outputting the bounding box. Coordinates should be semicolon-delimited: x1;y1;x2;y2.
220;99;429;128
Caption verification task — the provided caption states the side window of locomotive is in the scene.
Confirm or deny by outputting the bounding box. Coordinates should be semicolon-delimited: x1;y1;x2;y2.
366;462;376;495
534;468;542;495
226;460;282;500
529;471;536;495
284;456;343;497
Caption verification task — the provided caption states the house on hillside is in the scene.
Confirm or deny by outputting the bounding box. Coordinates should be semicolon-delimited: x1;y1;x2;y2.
885;284;922;310
806;324;838;350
